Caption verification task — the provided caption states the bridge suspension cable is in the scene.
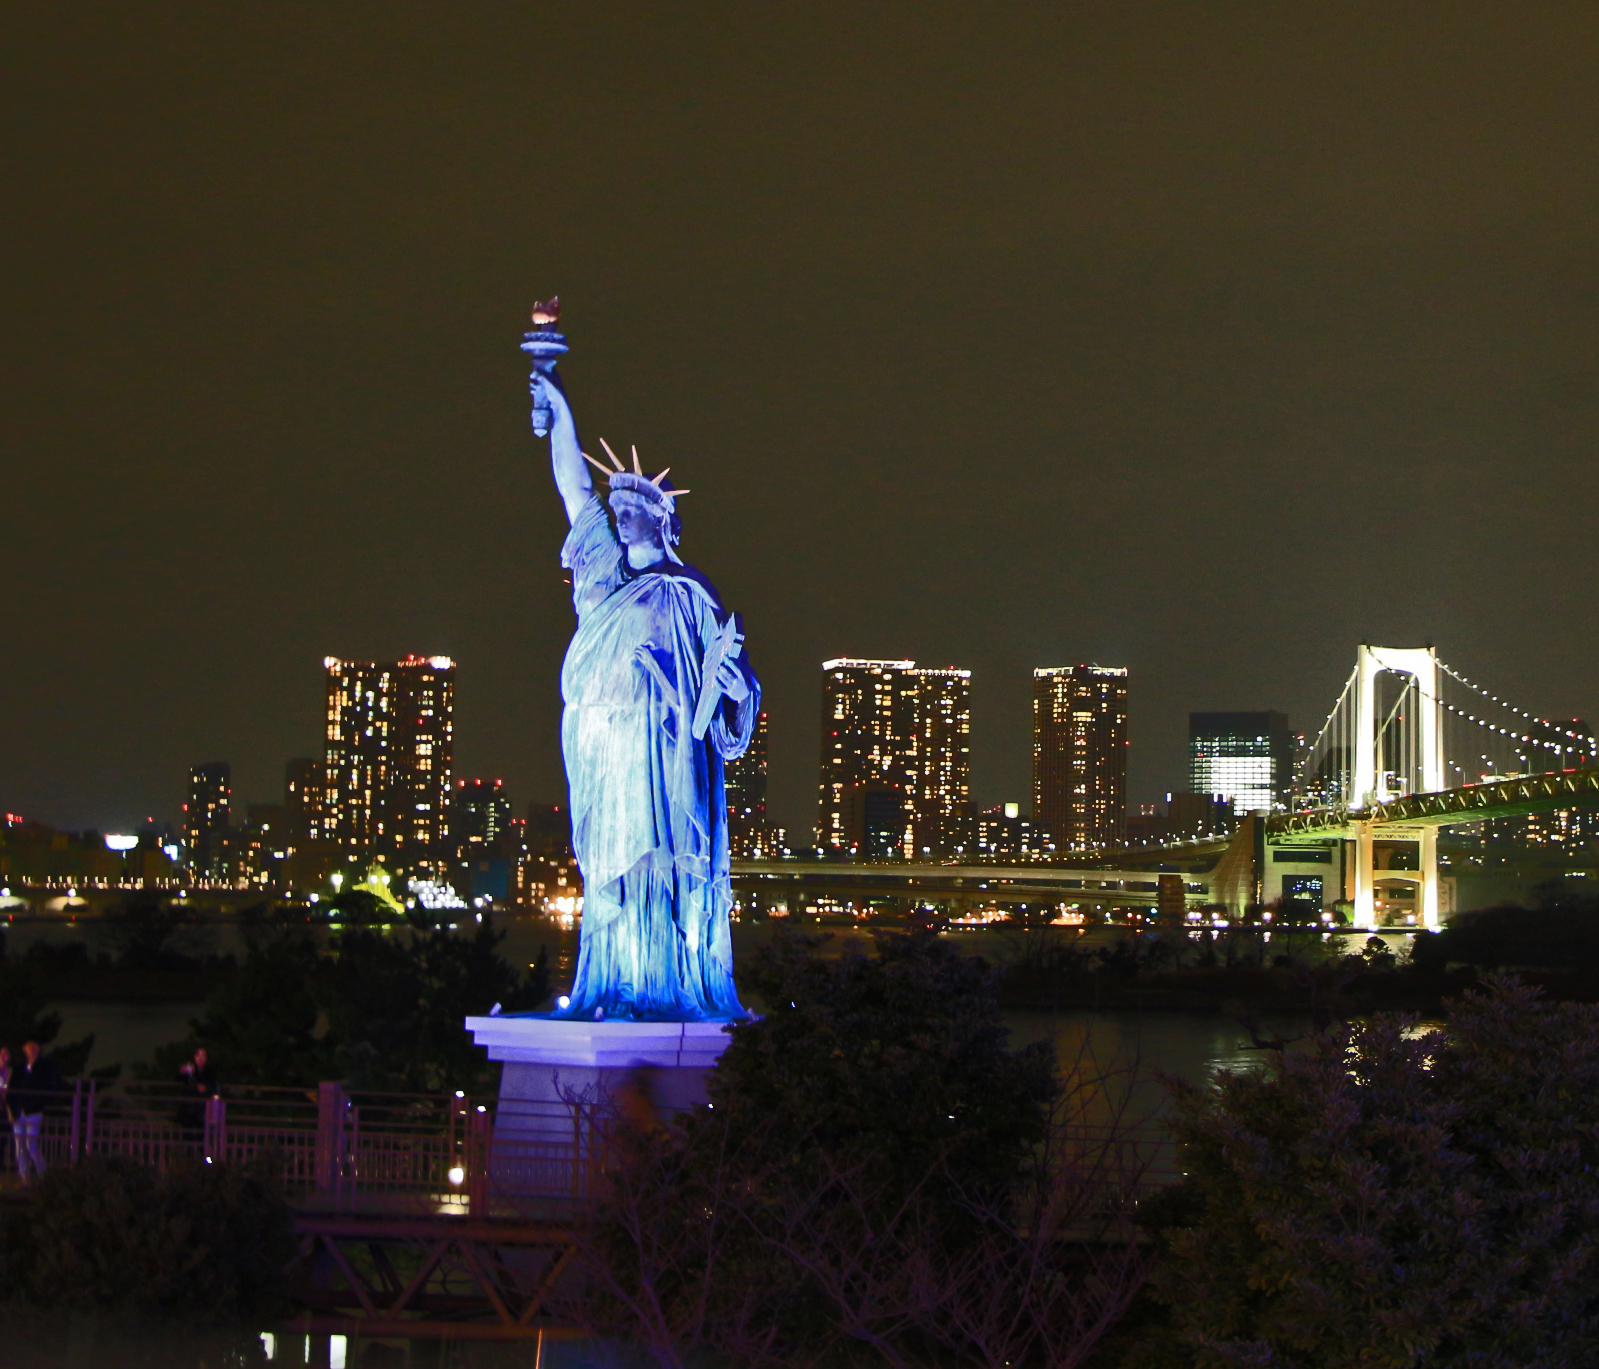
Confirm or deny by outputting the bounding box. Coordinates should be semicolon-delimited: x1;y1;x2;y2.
1298;657;1434;808
1300;664;1358;809
1437;661;1597;756
1435;661;1596;788
1292;652;1595;814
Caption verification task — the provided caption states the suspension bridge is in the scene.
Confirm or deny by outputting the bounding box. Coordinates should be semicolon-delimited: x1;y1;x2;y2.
732;645;1599;931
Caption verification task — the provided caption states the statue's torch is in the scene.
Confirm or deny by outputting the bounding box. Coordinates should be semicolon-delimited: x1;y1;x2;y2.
521;296;569;437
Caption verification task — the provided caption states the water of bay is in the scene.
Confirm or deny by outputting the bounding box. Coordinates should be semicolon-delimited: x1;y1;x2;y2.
26;914;1309;1100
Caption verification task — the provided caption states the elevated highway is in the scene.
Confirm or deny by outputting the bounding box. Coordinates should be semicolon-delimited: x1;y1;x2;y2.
729;858;1210;917
732;763;1599;929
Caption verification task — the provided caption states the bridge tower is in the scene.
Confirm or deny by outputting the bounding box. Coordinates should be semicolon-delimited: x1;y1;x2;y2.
1349;645;1443;931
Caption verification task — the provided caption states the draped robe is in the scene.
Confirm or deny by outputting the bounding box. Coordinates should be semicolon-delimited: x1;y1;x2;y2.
556;497;757;1021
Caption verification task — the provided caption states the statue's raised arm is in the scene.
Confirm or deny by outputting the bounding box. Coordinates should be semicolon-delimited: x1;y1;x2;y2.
522;298;592;526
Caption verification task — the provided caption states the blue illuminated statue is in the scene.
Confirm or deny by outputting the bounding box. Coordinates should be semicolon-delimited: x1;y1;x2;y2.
524;300;757;1022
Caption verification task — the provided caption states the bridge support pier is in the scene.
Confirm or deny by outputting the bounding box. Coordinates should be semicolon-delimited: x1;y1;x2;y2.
1419;827;1440;930
1350;822;1438;932
1351;821;1375;930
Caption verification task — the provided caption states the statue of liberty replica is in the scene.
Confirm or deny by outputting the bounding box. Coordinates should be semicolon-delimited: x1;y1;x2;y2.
524;300;758;1023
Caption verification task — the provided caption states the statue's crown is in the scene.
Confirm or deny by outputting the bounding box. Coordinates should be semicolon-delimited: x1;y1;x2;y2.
583;439;691;515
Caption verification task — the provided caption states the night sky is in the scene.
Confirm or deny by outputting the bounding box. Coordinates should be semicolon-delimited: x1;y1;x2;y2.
6;5;1599;839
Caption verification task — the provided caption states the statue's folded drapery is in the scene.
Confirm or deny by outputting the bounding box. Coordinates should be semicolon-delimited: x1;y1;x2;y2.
556;497;758;1021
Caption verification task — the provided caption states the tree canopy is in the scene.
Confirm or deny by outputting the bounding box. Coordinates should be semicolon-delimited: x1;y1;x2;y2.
570;931;1109;1369
1138;979;1599;1368
149;910;547;1094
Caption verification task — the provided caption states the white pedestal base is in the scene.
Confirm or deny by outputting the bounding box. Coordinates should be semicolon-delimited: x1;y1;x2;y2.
465;1015;737;1070
464;1016;737;1197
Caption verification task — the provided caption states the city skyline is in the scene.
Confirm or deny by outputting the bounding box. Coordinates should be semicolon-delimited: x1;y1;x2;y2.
48;640;1599;859
123;640;1597;884
147;650;1276;859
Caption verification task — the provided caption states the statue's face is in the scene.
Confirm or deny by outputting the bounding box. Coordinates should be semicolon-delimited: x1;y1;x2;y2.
611;496;665;550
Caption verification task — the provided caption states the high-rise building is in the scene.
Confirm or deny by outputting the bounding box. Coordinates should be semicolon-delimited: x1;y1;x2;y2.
184;762;231;881
322;655;456;864
819;659;916;856
818;659;971;858
324;659;389;855
1189;712;1293;816
1033;665;1129;851
907;668;971;857
726;710;771;858
389;656;455;861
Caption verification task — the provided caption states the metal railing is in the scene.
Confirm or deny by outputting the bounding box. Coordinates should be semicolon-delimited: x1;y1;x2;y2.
3;1083;1181;1222
2;1080;617;1214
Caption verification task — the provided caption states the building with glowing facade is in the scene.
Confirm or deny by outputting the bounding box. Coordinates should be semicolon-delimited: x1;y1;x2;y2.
1032;665;1128;851
1189;711;1293;816
907;667;972;856
322;655;455;866
818;659;970;858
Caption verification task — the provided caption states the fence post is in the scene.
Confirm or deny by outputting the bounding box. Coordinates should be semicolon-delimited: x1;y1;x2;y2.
573;1102;584;1199
68;1080;82;1164
204;1096;226;1165
315;1082;346;1195
467;1107;491;1214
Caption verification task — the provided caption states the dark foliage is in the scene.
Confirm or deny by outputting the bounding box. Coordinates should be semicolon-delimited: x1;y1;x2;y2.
569;931;1118;1368
0;958;94;1075
149;926;334;1087
323;886;394;925
102;891;204;970
21;939;93;975
326;916;547;1091
2;1154;294;1321
1411;898;1599;971
720;929;1058;1198
1133;978;1599;1367
149;910;548;1093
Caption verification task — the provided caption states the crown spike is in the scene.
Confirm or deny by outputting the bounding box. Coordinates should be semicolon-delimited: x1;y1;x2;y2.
581;451;613;477
665;488;691;497
650;467;671;486
631;444;644;476
599;438;627;472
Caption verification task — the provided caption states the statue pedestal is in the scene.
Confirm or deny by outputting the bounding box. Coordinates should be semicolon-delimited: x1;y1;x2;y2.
463;1016;736;1198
